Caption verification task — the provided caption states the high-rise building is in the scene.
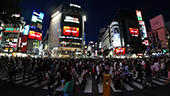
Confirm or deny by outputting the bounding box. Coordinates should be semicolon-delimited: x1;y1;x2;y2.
48;3;86;58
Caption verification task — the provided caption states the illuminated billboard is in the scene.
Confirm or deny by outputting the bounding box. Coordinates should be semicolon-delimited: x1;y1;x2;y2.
114;47;126;55
63;26;79;37
4;27;20;33
33;40;39;54
110;21;121;47
21;35;28;53
28;31;42;41
129;28;139;37
31;10;44;23
64;16;79;23
136;10;148;40
23;25;30;35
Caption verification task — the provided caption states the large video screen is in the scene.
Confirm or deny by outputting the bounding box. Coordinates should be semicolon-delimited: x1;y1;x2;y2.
33;40;39;54
28;31;42;41
63;26;79;37
114;47;126;55
129;28;139;37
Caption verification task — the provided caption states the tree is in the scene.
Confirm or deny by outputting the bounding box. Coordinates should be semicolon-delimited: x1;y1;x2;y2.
0;0;22;27
103;49;110;57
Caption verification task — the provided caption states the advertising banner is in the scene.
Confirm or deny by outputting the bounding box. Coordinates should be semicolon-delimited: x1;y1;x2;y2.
28;31;42;41
23;25;30;35
110;21;121;47
63;26;79;37
129;28;139;37
114;47;126;55
21;35;28;53
33;40;39;54
4;27;20;33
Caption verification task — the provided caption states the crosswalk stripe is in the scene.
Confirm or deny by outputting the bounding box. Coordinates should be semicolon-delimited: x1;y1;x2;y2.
160;76;167;79
110;81;121;92
15;76;35;84
43;81;58;90
131;81;143;89
122;83;134;91
23;79;37;86
84;79;92;93
55;85;63;91
152;80;165;85
97;83;103;93
32;80;46;88
141;77;155;87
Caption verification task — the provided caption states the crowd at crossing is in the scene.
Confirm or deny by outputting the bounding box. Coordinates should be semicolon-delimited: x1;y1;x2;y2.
0;56;170;96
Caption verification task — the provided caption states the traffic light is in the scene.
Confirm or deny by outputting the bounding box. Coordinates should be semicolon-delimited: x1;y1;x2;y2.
163;49;167;53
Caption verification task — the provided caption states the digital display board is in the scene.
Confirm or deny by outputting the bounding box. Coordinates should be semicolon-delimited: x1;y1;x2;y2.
21;35;28;53
31;10;44;23
136;10;148;40
23;25;30;35
4;27;20;33
63;26;79;37
114;47;126;55
33;40;39;54
129;28;139;37
64;16;79;23
28;31;42;41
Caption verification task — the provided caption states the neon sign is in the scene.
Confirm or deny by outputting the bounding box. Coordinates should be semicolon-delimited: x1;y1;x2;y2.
31;10;44;23
64;16;79;23
28;31;42;41
70;3;81;8
4;27;20;33
23;25;30;35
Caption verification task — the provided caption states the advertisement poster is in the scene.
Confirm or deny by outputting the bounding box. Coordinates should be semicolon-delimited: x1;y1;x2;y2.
28;31;42;41
114;47;126;55
63;26;79;37
33;40;39;54
129;28;139;37
21;35;28;53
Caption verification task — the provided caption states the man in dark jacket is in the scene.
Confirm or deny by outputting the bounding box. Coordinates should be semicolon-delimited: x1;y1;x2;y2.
143;61;155;88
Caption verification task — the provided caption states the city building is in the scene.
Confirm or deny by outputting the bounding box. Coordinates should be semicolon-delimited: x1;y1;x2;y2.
148;14;170;55
99;10;147;57
48;3;86;58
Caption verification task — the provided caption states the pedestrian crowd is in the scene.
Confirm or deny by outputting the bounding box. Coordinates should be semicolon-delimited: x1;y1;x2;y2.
0;56;170;96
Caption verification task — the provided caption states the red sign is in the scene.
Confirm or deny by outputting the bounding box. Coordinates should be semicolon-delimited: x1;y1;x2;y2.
21;35;28;53
63;26;79;37
142;40;149;45
28;31;42;41
129;28;139;37
114;47;126;55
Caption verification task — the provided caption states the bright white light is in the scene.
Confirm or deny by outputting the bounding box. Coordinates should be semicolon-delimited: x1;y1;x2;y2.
51;11;60;18
83;15;86;22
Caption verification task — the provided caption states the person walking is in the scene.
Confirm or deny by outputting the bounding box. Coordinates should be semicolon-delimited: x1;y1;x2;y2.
62;72;75;96
143;61;155;88
165;66;170;85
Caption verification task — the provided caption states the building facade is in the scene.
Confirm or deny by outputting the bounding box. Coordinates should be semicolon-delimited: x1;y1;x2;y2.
48;3;86;58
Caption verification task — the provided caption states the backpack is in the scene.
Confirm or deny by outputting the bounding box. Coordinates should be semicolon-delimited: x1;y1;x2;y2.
48;72;55;85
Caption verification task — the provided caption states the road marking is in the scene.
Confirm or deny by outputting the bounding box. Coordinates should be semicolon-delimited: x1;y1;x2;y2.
131;81;143;89
32;80;46;88
110;81;121;92
97;83;103;93
122;83;134;91
84;79;92;93
55;85;63;91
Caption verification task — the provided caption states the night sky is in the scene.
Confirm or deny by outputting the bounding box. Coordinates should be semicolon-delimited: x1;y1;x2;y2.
19;0;170;44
